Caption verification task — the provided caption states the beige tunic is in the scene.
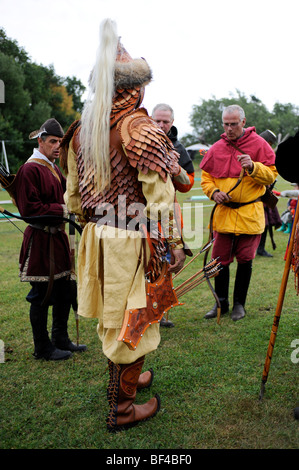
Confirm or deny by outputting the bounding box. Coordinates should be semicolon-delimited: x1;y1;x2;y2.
65;144;179;363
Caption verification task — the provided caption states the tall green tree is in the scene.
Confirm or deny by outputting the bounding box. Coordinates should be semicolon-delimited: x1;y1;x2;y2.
0;28;86;172
269;102;299;140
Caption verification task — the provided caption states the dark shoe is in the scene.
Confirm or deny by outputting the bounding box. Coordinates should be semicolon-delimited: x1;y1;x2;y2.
204;299;229;319
160;316;174;328
257;248;273;257
34;347;72;361
54;339;87;352
231;302;246;321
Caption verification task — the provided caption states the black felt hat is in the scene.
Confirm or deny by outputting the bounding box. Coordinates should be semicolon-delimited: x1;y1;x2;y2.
259;129;277;145
29;118;64;139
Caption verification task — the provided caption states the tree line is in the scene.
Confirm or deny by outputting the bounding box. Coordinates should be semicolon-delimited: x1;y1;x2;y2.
0;28;85;172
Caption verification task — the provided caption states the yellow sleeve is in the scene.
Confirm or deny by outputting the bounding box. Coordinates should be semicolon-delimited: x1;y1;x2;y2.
248;163;278;186
200;170;219;199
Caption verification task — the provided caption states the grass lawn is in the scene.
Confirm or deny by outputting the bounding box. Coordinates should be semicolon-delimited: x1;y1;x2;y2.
0;165;298;451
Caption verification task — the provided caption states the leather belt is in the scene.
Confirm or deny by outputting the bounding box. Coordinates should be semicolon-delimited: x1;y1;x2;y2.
29;223;65;234
89;215;142;232
223;197;261;209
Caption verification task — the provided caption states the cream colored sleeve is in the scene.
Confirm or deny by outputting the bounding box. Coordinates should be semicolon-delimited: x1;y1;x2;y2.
138;169;183;248
64;142;84;218
173;166;191;185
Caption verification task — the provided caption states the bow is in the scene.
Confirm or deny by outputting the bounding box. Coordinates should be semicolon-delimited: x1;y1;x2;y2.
225;168;245;198
0;206;82;235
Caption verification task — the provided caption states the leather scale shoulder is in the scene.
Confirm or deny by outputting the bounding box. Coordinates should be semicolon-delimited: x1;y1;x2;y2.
117;108;179;183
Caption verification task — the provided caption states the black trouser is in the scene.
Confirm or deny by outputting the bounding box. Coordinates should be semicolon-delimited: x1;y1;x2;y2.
26;277;71;357
233;260;252;307
215;264;230;302
215;261;252;307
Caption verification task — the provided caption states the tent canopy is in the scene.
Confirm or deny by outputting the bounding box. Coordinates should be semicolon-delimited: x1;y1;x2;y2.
186;143;210;151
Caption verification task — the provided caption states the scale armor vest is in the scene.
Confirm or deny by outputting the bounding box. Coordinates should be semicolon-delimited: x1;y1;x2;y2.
65;107;179;224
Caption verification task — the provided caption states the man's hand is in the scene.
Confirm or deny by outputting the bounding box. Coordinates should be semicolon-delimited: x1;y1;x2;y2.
170;161;181;176
168;248;186;273
237;154;253;172
212;190;231;204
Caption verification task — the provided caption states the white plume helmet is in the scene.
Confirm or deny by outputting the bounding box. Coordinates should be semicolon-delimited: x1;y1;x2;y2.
80;18;152;193
80;19;118;193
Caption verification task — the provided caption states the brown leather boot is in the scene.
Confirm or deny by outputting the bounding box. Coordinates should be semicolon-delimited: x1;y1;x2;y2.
137;368;154;390
106;357;160;432
108;359;154;393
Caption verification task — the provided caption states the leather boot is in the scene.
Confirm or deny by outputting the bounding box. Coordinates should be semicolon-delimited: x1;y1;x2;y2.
29;303;53;357
52;303;87;352
108;358;154;394
204;298;229;319
231;302;246;321
257;228;273;257
106;357;160;432
257;247;273;257
204;265;230;319
137;368;154;390
231;261;252;321
29;304;72;360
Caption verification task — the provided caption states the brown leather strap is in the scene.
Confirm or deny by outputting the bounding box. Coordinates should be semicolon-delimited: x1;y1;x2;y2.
223;197;261;209
227;140;245;154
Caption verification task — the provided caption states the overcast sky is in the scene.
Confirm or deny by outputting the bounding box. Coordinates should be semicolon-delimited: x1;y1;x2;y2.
1;0;299;138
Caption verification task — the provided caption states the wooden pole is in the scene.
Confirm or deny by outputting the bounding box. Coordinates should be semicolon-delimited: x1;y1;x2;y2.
259;198;299;400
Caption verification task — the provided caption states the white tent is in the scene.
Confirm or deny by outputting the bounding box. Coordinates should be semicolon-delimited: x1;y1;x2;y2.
186;143;210;151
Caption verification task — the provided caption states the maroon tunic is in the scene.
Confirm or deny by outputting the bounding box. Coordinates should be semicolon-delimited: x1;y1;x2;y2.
14;160;71;281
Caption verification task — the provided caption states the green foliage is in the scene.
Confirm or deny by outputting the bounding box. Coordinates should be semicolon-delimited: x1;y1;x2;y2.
182;90;299;147
0;28;86;172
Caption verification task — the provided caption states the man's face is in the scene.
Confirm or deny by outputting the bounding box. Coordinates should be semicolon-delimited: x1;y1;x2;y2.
38;135;62;162
222;111;246;140
152;109;173;134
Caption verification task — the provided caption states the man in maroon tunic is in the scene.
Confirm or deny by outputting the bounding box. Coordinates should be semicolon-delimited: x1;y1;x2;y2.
14;118;86;360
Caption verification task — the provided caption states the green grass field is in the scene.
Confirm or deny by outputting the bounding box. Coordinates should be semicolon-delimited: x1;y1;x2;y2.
0;167;298;450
